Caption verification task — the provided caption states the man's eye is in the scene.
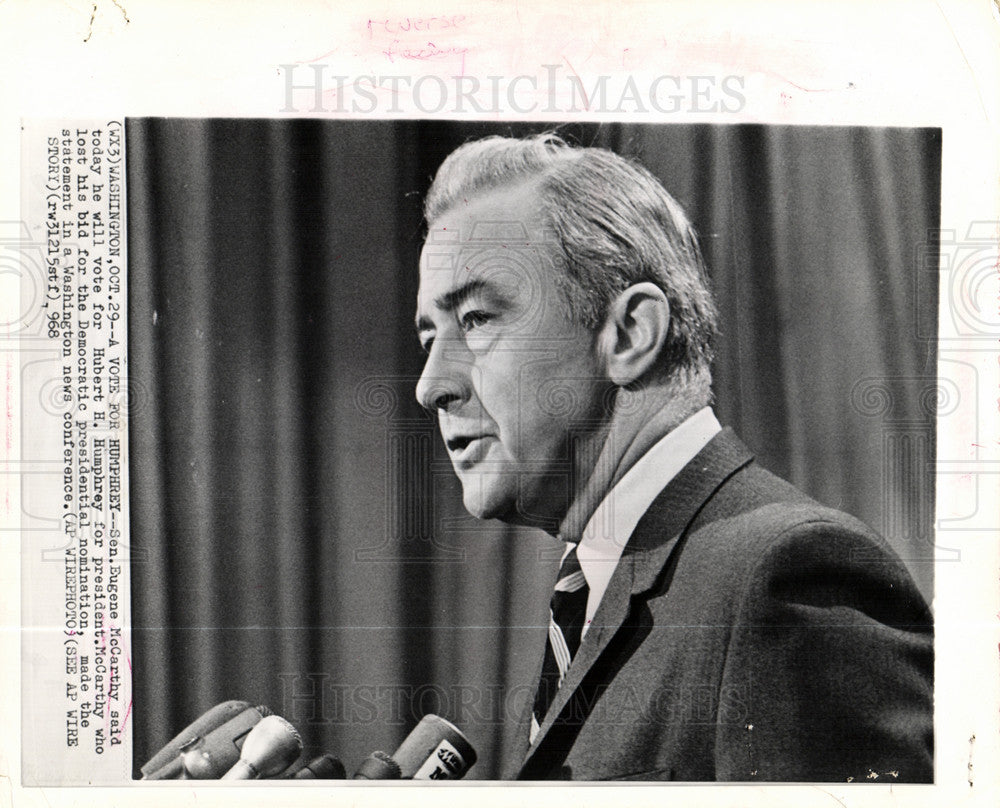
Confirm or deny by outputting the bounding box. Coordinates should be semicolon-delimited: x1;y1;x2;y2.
459;310;491;332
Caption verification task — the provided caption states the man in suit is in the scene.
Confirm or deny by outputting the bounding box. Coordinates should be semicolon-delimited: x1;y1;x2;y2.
414;134;933;782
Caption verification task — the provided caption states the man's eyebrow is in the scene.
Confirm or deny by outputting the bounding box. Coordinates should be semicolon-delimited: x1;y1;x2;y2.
414;278;493;333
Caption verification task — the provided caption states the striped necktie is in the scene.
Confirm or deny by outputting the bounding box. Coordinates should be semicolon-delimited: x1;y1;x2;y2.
530;545;589;743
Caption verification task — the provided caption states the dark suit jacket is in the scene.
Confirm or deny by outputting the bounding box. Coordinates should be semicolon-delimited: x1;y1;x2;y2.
512;428;933;782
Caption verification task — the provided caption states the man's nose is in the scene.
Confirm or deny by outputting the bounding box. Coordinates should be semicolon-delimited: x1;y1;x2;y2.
415;339;470;413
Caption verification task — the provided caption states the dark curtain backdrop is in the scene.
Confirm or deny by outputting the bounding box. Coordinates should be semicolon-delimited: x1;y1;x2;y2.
127;120;940;778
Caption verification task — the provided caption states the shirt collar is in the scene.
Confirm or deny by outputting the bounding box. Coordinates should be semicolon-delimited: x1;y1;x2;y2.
575;406;722;622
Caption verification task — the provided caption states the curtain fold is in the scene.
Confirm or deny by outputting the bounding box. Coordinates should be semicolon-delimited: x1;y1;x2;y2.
128;121;939;778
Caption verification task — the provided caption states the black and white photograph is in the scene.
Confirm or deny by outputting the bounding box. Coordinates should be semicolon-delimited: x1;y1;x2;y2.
4;1;999;805
126;120;939;781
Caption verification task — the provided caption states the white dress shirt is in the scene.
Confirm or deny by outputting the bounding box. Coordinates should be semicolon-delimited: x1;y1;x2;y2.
572;406;721;638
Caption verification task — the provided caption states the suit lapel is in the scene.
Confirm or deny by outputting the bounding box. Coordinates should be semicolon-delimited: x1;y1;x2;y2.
517;428;754;778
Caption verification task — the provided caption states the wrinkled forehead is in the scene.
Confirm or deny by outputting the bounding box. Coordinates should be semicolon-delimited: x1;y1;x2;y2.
417;195;560;316
422;217;554;275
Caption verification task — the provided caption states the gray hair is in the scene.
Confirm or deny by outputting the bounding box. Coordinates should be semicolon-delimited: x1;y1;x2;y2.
424;134;719;388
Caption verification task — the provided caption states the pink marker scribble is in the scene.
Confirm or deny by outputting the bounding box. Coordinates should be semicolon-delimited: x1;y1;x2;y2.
382;40;470;66
122;642;133;732
296;48;341;65
367;15;466;39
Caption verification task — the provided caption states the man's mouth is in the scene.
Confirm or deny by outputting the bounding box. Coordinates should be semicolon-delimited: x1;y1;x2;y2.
445;434;494;464
446;435;481;452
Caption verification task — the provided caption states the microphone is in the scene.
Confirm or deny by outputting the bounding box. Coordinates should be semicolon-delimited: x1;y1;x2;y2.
141;700;258;780
220;715;302;779
394;714;477;780
352;715;477;780
178;704;272;779
353;750;401;780
292;753;347;779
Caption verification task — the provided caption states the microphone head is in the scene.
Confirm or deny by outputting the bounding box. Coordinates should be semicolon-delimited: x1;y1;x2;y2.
353;750;402;780
394;714;476;780
179;705;268;779
222;715;302;779
141;700;252;779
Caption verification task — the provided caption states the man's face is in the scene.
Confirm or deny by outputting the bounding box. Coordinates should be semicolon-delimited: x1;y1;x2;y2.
415;183;608;528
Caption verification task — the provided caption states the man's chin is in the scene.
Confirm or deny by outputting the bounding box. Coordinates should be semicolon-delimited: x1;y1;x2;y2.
460;480;563;532
461;486;517;523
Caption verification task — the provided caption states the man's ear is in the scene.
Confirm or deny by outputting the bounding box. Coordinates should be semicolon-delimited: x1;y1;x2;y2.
598;282;670;386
